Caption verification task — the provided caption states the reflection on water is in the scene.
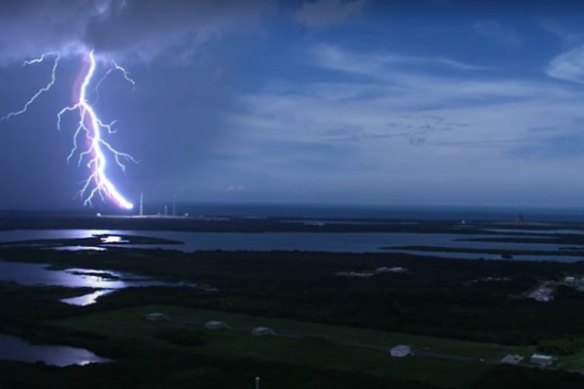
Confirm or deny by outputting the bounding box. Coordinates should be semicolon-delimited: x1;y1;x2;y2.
0;261;125;288
0;261;174;289
0;334;109;366
0;229;122;242
51;246;107;252
100;236;128;244
61;290;116;306
0;261;201;306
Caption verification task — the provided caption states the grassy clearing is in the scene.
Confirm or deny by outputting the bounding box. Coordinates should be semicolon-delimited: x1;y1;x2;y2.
52;305;532;387
59;305;527;358
558;351;584;370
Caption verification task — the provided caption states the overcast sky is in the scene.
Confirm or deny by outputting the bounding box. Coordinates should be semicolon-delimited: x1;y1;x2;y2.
2;0;584;210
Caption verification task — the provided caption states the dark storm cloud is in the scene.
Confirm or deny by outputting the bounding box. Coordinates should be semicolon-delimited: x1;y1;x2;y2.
0;0;272;65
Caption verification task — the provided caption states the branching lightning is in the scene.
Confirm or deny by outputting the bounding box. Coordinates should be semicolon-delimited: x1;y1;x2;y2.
0;54;60;122
1;50;136;210
94;59;135;103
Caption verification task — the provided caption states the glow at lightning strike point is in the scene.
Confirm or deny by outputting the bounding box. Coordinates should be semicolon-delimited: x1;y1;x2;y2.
64;51;134;210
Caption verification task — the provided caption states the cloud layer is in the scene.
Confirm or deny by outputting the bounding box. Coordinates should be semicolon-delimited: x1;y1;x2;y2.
547;45;584;84
5;1;584;208
225;42;584;204
0;0;271;65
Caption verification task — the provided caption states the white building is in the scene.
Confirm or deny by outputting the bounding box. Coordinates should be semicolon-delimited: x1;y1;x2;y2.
144;312;170;322
251;327;276;337
334;271;375;278
389;345;412;357
204;321;231;330
375;267;407;274
528;286;554;302
500;354;524;365
530;353;555;367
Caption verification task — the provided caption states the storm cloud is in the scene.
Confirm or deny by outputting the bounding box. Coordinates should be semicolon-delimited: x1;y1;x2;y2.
4;1;584;209
0;0;272;65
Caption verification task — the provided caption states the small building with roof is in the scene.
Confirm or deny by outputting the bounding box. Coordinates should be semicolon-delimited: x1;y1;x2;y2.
530;353;556;367
204;321;231;330
389;345;412;358
144;312;170;322
251;327;276;337
501;354;524;365
376;266;407;274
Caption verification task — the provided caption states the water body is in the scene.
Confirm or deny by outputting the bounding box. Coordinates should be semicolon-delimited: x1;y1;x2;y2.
485;229;584;235
0;261;166;289
52;246;107;252
0;261;195;306
60;290;116;306
0;229;579;253
0;334;109;366
385;250;584;262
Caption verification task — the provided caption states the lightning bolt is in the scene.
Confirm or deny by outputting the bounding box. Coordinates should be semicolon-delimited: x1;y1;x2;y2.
0;53;60;122
1;50;136;210
59;51;136;209
94;59;135;103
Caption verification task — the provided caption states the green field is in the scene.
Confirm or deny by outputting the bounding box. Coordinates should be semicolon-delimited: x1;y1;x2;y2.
53;305;533;387
556;349;584;370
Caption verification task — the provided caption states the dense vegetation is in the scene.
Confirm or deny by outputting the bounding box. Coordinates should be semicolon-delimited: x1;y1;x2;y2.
5;246;584;345
3;219;584;387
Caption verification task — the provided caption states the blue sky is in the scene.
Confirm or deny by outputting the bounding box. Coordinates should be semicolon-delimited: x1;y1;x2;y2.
2;0;584;209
